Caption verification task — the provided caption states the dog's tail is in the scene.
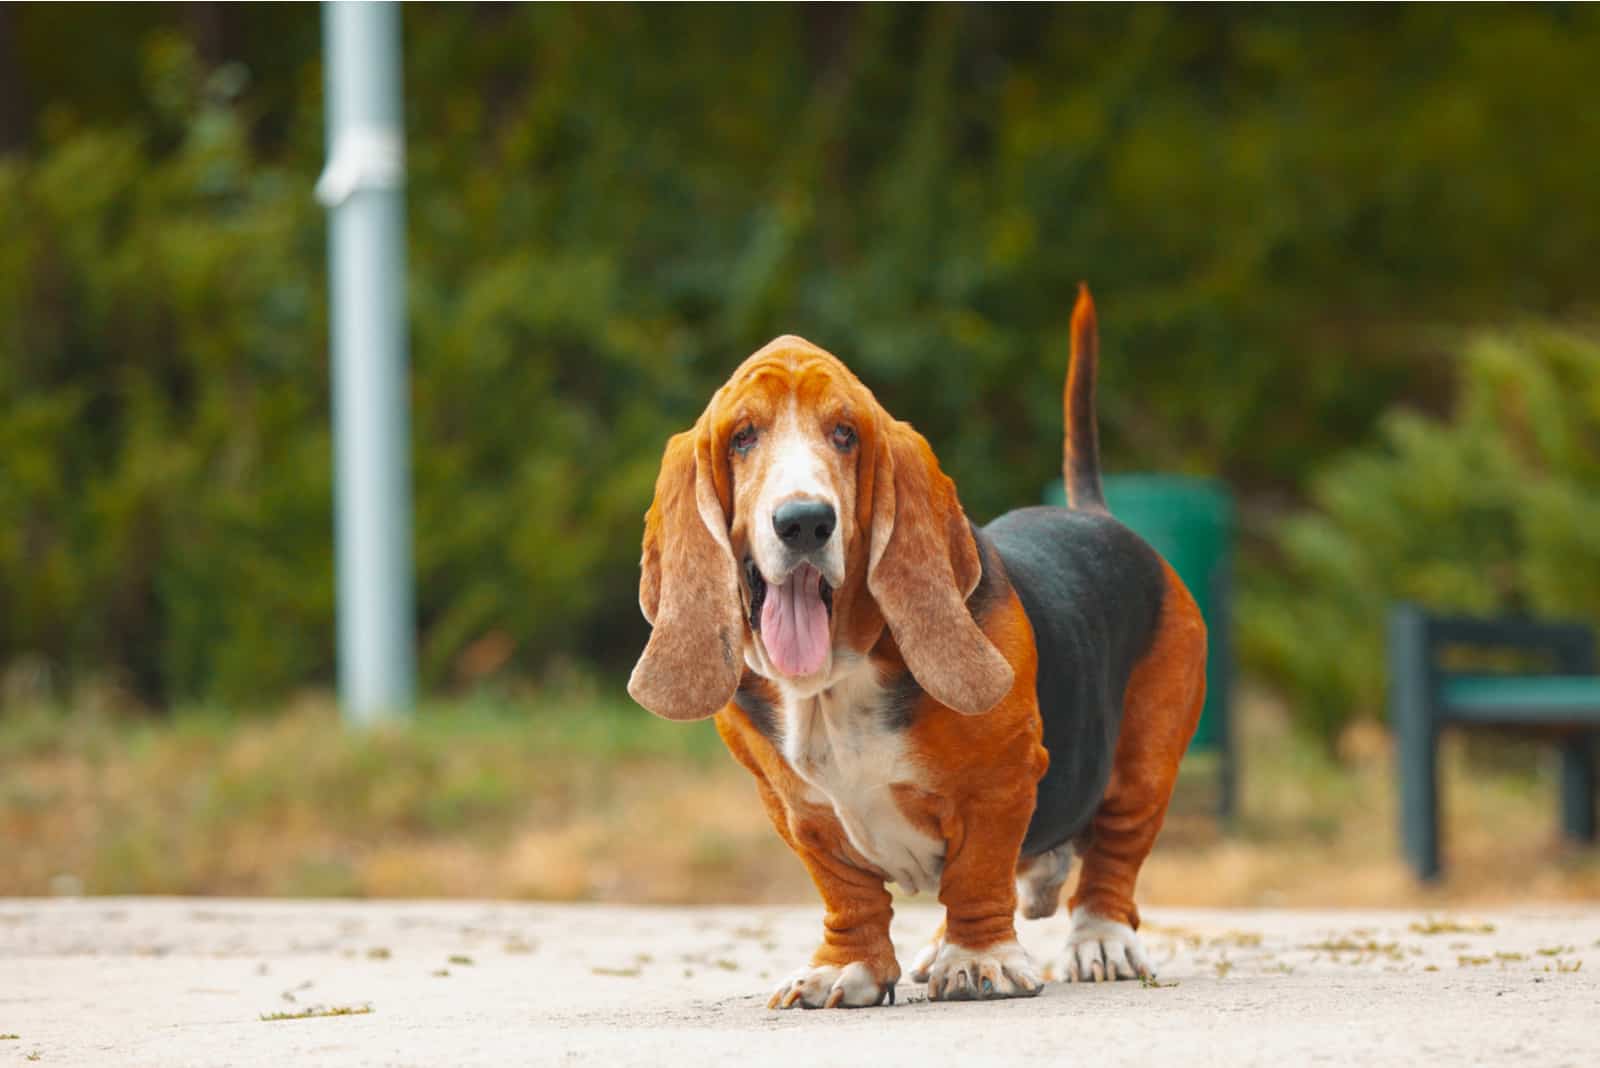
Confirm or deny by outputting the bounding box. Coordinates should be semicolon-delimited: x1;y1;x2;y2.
1063;282;1108;513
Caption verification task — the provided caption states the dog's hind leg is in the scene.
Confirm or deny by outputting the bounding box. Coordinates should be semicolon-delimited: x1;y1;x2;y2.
1064;563;1205;982
906;918;944;983
1016;843;1074;920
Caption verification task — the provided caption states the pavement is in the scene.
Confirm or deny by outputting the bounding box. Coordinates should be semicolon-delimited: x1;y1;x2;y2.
3;898;1598;1066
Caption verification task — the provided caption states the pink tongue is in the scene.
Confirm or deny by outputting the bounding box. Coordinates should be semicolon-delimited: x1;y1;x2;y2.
760;565;830;677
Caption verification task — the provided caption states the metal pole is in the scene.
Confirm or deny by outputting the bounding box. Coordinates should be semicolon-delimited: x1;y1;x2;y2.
317;0;416;724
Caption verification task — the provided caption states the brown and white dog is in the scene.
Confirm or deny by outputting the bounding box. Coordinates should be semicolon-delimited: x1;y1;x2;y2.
629;286;1206;1008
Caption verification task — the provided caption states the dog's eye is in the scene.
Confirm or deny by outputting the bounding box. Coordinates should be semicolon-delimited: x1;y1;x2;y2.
830;424;857;452
731;426;759;456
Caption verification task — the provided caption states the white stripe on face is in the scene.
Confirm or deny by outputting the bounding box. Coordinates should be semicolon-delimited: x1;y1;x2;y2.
750;401;844;586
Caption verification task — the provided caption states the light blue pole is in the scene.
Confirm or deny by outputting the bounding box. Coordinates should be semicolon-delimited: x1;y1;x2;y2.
317;0;416;724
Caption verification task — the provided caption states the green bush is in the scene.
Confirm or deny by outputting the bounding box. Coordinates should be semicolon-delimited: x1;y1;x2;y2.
0;43;329;704
4;7;1600;711
1241;328;1600;744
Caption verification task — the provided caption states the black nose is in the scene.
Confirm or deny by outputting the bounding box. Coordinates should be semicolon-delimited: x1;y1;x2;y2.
773;499;836;553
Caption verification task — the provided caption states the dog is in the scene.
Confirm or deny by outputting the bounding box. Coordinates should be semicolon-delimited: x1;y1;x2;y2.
628;285;1206;1008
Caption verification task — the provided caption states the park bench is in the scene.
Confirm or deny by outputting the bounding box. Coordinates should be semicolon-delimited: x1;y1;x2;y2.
1388;603;1599;880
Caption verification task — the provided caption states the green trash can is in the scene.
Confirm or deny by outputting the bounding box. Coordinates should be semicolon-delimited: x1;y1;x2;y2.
1043;475;1235;816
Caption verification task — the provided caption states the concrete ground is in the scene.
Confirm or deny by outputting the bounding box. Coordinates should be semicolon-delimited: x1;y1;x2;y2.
2;899;1597;1066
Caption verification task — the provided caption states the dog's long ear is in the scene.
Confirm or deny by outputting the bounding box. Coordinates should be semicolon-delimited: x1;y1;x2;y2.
866;418;1014;715
629;418;743;721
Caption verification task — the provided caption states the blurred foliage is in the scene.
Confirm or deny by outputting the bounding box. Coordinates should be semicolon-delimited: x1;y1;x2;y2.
2;6;1600;712
1242;329;1600;743
0;41;329;704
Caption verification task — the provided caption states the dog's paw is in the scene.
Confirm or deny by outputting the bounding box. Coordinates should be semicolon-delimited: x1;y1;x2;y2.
1064;906;1154;982
907;922;944;983
923;939;1043;1001
1016;844;1073;920
767;961;897;1010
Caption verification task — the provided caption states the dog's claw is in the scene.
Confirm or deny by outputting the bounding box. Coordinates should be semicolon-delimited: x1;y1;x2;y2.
923;940;1043;1002
770;961;897;1010
1064;908;1155;984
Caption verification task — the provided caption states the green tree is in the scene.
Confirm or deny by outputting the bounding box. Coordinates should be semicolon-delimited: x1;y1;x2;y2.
1242;327;1600;744
3;6;1600;711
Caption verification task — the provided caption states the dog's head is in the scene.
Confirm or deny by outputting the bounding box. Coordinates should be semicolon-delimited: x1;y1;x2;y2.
628;336;1013;721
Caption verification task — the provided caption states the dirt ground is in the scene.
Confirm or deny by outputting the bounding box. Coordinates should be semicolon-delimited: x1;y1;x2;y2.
3;898;1596;1066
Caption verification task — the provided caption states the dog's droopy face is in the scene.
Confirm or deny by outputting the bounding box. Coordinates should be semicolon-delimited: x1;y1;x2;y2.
720;338;877;692
628;336;1014;722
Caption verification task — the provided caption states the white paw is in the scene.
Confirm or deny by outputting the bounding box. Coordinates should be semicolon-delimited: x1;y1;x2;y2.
1016;844;1073;920
923;939;1043;1001
1064;906;1154;982
768;961;896;1010
907;927;943;983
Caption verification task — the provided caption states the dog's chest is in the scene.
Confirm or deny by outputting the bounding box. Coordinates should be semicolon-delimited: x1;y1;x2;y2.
776;666;944;894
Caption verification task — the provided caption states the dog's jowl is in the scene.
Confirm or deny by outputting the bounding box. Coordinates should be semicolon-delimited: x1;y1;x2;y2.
630;285;1206;1008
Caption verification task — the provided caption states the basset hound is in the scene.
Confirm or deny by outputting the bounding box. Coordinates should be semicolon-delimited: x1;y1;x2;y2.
629;286;1206;1008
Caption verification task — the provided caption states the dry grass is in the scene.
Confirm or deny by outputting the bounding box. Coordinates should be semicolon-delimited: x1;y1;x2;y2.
259;1004;373;1022
2;685;1597;905
1140;690;1600;907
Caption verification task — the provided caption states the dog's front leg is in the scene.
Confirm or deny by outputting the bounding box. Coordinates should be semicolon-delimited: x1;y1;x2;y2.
921;795;1044;1001
716;714;901;1009
767;816;900;1009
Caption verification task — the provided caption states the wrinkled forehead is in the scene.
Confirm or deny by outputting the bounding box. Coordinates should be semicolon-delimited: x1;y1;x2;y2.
713;335;872;419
